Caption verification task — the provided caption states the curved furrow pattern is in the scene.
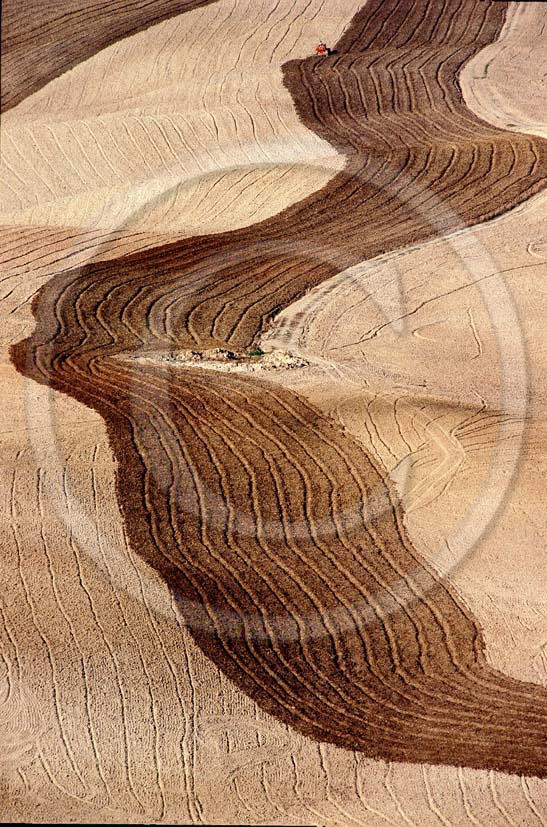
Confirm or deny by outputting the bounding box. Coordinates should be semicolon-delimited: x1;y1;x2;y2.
11;0;547;776
1;0;358;250
1;0;219;113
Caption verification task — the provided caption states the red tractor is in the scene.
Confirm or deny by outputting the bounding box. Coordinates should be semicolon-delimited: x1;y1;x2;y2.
315;42;333;57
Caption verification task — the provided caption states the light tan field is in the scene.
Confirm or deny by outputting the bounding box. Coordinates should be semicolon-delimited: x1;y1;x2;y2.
2;1;547;824
0;0;359;237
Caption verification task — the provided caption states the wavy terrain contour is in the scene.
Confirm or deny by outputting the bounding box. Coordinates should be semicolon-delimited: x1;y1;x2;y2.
11;0;547;777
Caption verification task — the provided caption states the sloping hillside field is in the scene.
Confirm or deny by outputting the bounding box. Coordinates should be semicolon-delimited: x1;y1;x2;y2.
2;0;547;822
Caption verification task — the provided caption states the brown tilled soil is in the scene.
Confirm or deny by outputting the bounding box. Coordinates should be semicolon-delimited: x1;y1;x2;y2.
11;0;547;778
3;0;547;822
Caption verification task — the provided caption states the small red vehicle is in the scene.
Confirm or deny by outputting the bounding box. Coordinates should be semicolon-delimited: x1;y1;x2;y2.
315;42;332;56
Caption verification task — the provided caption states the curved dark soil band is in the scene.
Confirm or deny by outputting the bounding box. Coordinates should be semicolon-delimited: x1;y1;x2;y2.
11;0;547;776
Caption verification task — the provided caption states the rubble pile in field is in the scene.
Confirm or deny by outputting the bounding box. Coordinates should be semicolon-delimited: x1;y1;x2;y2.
132;347;310;373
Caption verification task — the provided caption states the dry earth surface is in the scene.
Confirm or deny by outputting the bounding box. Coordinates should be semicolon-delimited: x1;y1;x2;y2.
1;0;547;824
